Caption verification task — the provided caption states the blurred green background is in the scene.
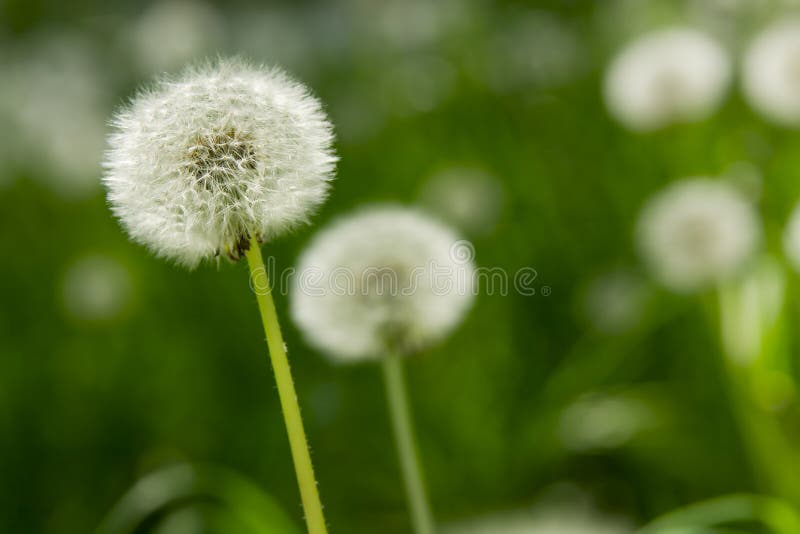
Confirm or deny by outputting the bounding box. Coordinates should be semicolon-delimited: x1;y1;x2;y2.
4;0;800;532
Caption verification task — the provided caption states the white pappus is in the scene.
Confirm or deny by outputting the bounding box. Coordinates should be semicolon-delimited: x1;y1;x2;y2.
103;58;337;267
291;206;476;362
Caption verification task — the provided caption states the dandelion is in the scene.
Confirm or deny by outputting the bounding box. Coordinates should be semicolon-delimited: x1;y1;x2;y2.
104;58;336;268
103;58;335;534
292;206;475;361
638;180;797;501
743;18;800;127
604;27;731;131
636;178;760;293
292;206;476;534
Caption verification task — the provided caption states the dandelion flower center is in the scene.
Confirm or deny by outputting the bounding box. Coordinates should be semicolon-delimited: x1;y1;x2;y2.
186;127;258;188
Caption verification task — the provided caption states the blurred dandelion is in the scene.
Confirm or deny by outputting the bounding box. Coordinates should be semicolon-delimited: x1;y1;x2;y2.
743;18;800;127
604;27;731;131
581;270;650;335
0;32;109;197
292;206;475;534
128;0;224;75
636;178;760;292
418;167;504;237
103;58;334;534
61;255;132;323
292;206;475;361
558;392;651;452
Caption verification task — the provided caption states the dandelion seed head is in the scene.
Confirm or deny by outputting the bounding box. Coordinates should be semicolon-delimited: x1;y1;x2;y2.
103;58;337;267
743;18;800;127
604;27;731;131
291;206;475;362
637;179;760;292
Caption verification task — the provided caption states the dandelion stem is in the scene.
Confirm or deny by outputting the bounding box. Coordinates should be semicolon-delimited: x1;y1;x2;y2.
716;285;800;508
381;353;435;534
245;237;327;534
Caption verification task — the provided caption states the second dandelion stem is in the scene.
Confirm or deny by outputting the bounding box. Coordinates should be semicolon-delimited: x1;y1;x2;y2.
381;353;435;534
245;237;327;534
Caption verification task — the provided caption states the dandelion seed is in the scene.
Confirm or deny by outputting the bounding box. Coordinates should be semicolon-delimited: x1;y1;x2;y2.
103;58;336;267
604;27;731;131
291;206;476;362
636;178;760;292
743;18;800;127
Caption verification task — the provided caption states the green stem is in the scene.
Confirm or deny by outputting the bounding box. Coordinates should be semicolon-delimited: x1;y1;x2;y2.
381;354;435;534
716;286;800;508
245;237;327;534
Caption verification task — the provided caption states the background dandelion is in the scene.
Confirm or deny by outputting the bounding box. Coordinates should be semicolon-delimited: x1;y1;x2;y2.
636;178;760;293
292;206;475;533
603;27;731;131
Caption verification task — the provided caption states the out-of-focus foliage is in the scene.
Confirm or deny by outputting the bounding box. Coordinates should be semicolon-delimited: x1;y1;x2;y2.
4;0;800;532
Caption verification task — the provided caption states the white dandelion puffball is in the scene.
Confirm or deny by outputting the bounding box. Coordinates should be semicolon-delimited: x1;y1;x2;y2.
743;18;800;127
637;179;760;292
103;59;336;267
291;206;475;362
783;201;800;271
604;27;731;131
